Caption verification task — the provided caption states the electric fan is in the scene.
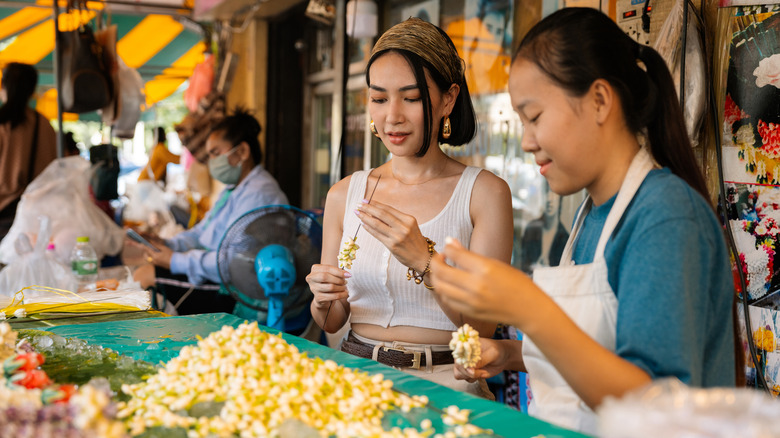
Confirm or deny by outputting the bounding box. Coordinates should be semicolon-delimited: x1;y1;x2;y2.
217;205;322;332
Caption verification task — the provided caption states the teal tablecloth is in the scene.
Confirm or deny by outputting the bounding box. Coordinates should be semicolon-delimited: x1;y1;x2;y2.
47;313;589;438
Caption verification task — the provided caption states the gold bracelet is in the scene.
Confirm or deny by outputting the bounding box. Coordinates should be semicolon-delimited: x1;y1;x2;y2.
406;238;436;285
422;277;434;290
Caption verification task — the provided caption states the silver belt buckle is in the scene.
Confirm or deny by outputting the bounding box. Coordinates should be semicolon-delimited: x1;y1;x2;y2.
382;346;422;370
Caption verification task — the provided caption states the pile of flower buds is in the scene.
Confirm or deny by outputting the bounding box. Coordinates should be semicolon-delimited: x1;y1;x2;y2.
450;324;482;368
70;384;128;438
0;322;18;361
0;322;126;437
338;237;360;269
118;322;437;437
441;406;492;437
0;382;126;438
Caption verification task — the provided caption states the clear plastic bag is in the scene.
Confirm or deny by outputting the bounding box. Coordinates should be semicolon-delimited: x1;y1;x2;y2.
122;180;184;238
111;57;146;139
0;156;124;265
598;378;780;438
653;0;707;148
0;216;76;297
184;53;214;113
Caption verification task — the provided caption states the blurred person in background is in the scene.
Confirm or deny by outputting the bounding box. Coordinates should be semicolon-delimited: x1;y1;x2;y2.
130;108;288;315
138;126;179;187
63;132;81;157
0;62;57;241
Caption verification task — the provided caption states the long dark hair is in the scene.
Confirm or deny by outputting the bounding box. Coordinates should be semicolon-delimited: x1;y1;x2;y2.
0;63;38;128
210;107;263;165
366;39;476;155
515;7;709;202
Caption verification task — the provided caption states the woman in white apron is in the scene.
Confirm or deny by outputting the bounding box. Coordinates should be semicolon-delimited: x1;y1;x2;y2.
430;8;736;435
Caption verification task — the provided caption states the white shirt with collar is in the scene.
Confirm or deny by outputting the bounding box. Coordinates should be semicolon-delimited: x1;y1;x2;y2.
167;164;288;284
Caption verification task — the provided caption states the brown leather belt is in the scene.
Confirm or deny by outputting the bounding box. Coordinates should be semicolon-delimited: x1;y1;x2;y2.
341;333;454;369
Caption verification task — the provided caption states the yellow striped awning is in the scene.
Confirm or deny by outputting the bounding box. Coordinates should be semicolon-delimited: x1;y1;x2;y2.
0;0;205;120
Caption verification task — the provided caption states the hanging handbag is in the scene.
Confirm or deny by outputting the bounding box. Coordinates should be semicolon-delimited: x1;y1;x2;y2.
58;13;114;113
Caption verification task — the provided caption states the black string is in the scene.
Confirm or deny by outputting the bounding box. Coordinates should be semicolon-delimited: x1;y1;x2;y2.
679;0;687;111
322;173;382;327
641;0;652;34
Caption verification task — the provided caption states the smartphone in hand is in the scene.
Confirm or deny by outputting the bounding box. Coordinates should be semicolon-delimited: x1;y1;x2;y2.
126;229;161;252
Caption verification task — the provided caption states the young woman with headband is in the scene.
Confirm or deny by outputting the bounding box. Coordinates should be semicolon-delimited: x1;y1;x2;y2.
306;18;513;397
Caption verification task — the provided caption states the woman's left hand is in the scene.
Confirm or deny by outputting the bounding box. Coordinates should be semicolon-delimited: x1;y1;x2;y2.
453;338;508;382
142;244;173;270
431;238;542;329
355;200;431;272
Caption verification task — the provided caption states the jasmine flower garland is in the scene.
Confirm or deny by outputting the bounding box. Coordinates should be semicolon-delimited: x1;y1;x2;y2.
338;237;359;270
450;324;481;368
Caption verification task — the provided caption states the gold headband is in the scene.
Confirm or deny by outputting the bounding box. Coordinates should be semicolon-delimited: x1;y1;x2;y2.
371;18;464;85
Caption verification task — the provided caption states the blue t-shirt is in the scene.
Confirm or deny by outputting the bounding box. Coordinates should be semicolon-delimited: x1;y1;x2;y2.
571;168;735;387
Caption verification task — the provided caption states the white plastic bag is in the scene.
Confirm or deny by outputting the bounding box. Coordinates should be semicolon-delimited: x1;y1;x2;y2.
0;216;76;296
0;156;124;265
598;378;780;438
653;0;707;147
122;180;183;238
111;57;145;139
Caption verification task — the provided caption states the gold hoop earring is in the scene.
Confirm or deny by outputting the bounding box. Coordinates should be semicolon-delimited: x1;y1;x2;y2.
370;120;379;137
442;117;452;140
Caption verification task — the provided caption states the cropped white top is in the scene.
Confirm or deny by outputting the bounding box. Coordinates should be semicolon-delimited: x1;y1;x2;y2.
342;166;482;331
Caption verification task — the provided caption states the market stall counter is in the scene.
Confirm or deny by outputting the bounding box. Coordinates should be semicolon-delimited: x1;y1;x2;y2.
13;313;589;437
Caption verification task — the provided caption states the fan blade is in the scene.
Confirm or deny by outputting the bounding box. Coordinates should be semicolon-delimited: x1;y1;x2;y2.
218;206;322;321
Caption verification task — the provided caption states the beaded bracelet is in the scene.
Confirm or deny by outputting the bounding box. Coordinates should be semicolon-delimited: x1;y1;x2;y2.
406;237;436;285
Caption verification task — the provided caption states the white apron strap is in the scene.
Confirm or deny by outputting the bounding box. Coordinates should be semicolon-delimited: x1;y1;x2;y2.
558;197;592;265
558;147;656;264
594;148;655;258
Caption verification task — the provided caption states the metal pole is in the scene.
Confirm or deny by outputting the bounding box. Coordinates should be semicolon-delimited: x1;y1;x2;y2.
5;0;193;16
679;0;688;112
329;0;346;185
53;0;64;158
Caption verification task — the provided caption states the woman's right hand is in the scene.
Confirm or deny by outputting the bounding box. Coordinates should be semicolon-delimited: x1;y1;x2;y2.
353;200;431;273
124;230;165;249
305;264;351;311
138;231;165;247
453;338;510;382
431;238;544;329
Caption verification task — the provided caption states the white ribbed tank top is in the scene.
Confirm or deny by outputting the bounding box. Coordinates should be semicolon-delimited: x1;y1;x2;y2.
342;166;482;331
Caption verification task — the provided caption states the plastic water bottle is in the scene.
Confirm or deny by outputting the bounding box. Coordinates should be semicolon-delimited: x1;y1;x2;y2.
70;236;98;290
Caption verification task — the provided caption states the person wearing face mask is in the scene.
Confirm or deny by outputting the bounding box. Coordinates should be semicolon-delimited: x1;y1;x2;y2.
130;108;288;315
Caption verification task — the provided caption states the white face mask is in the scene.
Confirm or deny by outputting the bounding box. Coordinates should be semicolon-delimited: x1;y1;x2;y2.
208;146;243;185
